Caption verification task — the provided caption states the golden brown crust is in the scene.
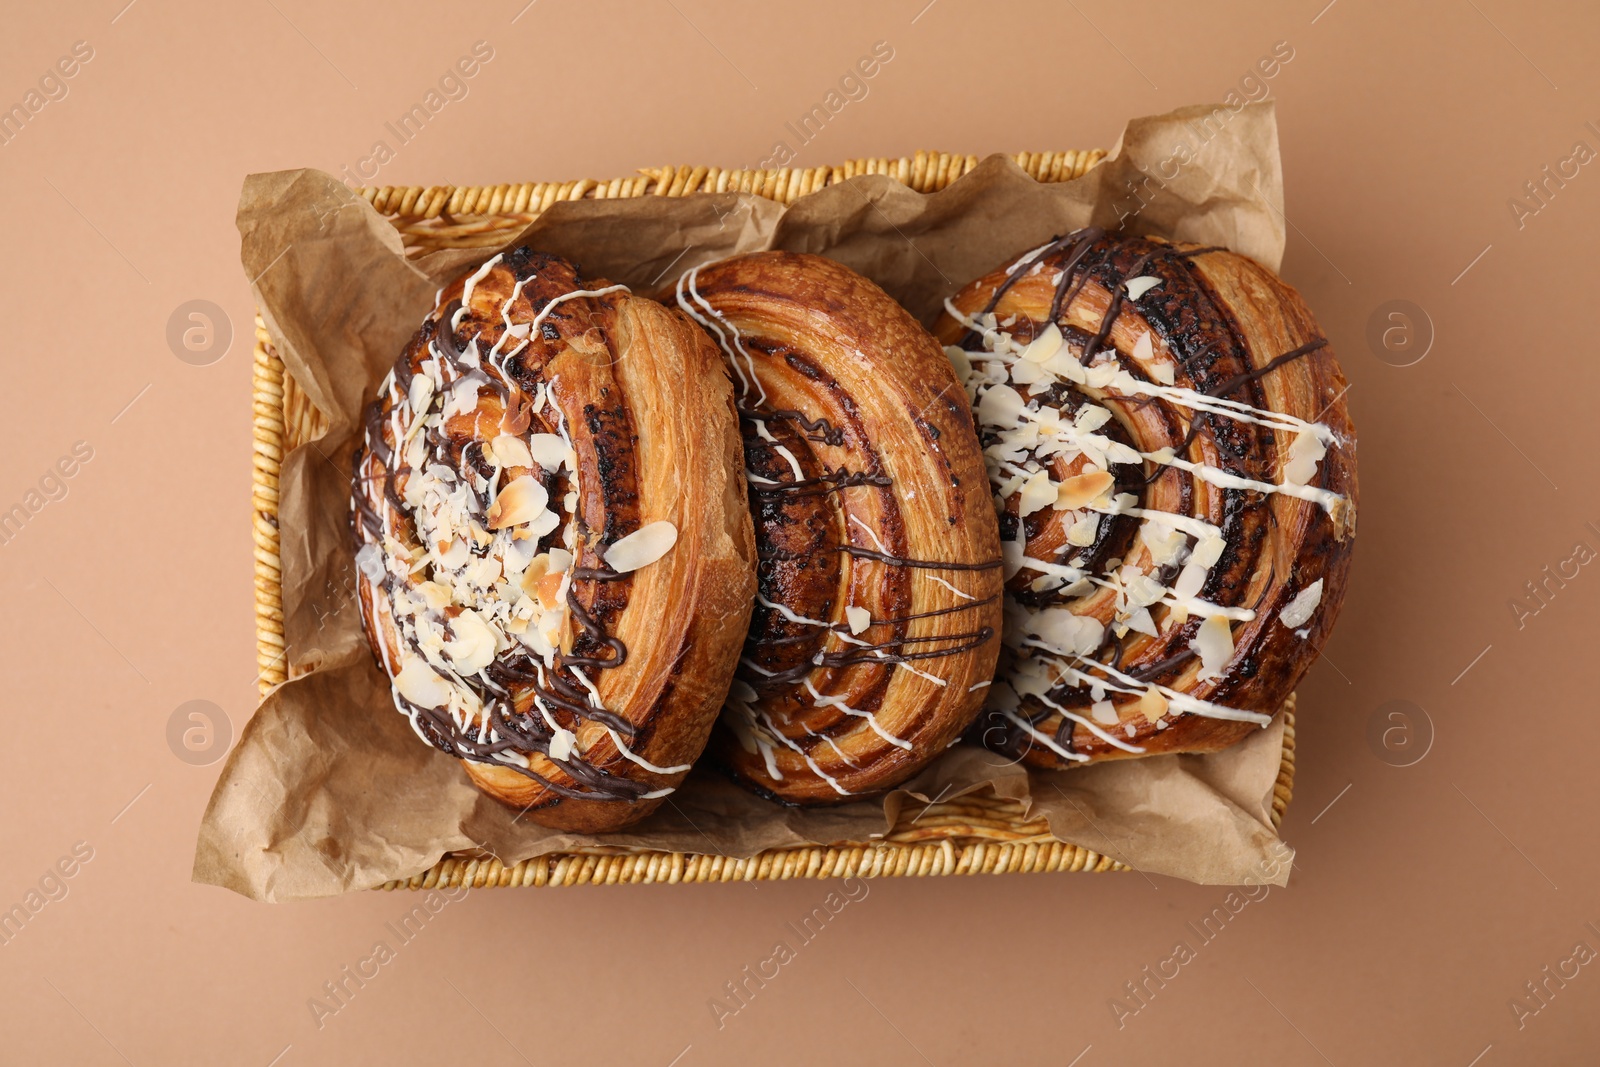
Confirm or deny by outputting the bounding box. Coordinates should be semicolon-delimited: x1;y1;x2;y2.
352;249;755;830
935;233;1356;766
676;251;1004;803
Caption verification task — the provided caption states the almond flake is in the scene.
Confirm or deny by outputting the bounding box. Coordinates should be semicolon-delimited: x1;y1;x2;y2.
1126;607;1158;637
1085;360;1118;388
1075;404;1113;432
1143;521;1187;566
538;605;570;652
526;509;561;539
1091;700;1119;725
1010;359;1046;386
1023;323;1064;363
943;345;972;382
1065;513;1100;545
491;434;533;469
1137;686;1168;724
1055;470;1115;510
500;394;532;436
519;623;555;659
1174;562;1208;600
1044;350;1088;384
1033;607;1104;656
407;374;434;415
977;384;1025;428
1018;471;1057;517
439;539;470;569
395;657;451;709
1132;330;1154;363
527;433;574;472
548;727;577;762
845;606;871;634
1283;429;1326;486
1125;276;1162;300
535;569;564;610
1191;534;1226;569
1190;614;1234;681
1279;578;1324;630
604;520;678;573
443;375;485;423
444;608;497;673
417;581;452;610
486;475;550;530
355;542;385;583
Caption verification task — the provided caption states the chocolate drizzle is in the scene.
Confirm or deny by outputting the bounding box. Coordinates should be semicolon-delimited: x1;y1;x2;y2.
751;468;894;498
839;546;1005;570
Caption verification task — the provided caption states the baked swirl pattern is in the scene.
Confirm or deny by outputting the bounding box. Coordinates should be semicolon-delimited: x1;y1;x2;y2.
934;230;1356;766
675;252;1004;803
351;249;755;831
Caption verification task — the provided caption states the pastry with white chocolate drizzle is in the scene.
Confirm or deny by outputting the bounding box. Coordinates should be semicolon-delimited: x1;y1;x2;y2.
676;252;1004;803
935;230;1357;766
351;249;756;831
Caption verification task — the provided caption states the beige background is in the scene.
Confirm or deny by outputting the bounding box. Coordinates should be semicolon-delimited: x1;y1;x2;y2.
1;1;1596;1063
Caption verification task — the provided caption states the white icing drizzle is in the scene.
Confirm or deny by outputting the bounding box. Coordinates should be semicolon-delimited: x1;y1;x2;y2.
454;254;503;329
874;649;948;687
1000;708;1090;762
848;513;890;554
757;592;830;628
752;418;806;479
604;727;693;775
1034;690;1146;754
723;691;852;796
674;265;768;407
1043;647;1274;726
527;284;630;341
803;679;912;750
928;574;977;600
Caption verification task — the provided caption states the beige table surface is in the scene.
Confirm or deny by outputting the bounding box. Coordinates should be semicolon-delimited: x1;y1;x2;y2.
1;1;1596;1064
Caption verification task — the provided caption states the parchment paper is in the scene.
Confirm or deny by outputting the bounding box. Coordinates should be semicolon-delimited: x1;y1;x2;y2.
197;102;1297;901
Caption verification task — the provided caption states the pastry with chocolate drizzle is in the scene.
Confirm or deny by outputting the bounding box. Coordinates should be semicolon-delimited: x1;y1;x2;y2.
935;230;1357;767
675;252;1004;803
351;249;756;831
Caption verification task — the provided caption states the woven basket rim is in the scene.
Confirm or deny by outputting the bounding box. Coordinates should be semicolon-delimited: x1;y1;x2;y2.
246;148;1296;890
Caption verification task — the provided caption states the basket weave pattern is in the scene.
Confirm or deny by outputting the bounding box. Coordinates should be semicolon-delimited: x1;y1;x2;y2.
246;149;1295;890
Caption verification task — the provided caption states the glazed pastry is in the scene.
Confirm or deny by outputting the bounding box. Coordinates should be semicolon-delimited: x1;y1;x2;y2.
675;252;1004;803
935;230;1356;767
351;249;756;831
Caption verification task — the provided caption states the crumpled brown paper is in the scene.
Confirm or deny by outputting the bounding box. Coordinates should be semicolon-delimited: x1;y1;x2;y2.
197;102;1297;901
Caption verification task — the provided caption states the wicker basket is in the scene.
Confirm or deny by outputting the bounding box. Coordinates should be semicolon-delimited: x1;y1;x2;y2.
247;148;1296;890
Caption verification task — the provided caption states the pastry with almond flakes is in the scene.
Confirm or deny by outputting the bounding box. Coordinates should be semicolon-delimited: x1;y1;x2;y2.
351;248;756;831
936;230;1357;767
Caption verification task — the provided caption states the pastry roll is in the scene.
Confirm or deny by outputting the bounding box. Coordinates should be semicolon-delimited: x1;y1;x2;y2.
351;249;756;831
935;230;1356;766
675;252;1004;803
